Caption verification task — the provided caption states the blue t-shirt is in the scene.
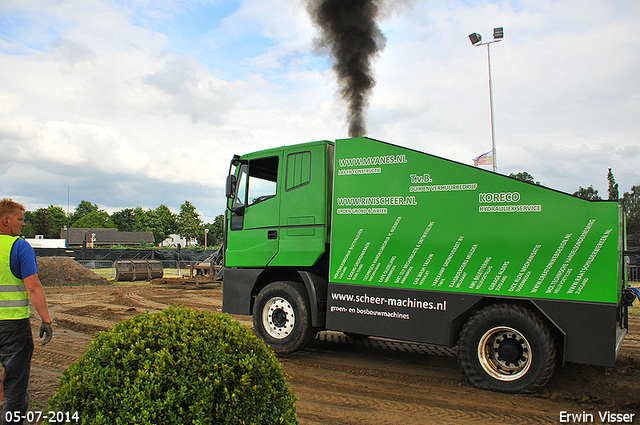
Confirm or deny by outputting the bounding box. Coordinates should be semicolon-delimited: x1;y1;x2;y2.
10;238;38;280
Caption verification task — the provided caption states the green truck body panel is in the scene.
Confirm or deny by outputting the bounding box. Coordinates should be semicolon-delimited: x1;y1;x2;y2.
329;137;622;304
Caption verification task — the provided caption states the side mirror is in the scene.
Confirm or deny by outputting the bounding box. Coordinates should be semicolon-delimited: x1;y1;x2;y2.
225;174;236;199
226;174;245;216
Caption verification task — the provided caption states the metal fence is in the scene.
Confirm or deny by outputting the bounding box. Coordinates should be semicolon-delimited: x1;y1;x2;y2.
77;259;207;280
629;265;639;283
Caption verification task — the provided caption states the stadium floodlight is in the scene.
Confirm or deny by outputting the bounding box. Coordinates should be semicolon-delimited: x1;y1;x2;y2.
469;28;504;172
469;32;482;45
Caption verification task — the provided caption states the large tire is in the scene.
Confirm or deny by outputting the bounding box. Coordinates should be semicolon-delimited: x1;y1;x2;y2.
253;281;317;354
458;304;556;394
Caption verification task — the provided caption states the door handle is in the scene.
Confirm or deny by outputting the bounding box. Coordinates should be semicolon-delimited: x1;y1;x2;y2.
268;230;278;239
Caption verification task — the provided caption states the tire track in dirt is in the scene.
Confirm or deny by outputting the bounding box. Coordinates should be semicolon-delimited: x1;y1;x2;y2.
144;284;224;311
318;331;458;356
287;355;557;425
281;339;561;425
32;350;79;368
118;287;222;312
121;290;169;311
624;332;640;347
53;311;117;330
295;389;556;425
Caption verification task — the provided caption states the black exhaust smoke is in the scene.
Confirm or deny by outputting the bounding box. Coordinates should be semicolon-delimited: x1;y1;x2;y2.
307;0;387;138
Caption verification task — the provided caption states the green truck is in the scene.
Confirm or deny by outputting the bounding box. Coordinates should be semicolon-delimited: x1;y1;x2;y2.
222;136;636;393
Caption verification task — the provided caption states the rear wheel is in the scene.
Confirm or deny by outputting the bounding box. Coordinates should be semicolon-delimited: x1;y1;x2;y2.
458;304;556;393
253;281;316;354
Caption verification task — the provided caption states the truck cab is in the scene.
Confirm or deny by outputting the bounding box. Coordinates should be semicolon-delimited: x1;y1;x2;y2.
223;141;334;349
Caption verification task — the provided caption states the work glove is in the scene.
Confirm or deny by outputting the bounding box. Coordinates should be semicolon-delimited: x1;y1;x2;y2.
40;322;53;346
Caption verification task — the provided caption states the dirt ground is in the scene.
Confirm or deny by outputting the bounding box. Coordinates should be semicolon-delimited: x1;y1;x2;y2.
18;258;640;424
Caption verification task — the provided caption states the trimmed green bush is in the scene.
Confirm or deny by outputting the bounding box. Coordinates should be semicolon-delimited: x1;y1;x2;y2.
48;306;297;425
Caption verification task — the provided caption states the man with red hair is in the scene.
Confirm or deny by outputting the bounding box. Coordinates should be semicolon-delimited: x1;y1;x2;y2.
0;198;52;425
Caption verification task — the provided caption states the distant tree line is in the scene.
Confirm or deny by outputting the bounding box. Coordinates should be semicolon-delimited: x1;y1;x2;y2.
509;168;639;244
22;200;224;248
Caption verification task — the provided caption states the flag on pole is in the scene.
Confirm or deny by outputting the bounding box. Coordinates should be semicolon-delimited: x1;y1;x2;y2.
473;151;493;167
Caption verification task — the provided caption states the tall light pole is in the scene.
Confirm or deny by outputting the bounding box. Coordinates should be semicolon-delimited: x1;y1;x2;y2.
469;27;503;173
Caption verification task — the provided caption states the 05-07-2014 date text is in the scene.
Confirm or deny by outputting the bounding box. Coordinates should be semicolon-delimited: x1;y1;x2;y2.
4;411;80;423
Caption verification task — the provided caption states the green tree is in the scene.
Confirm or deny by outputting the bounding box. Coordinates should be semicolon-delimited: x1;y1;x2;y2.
210;214;224;246
109;208;137;232
177;201;202;246
30;207;54;238
70;200;98;226
47;205;68;238
22;211;36;238
22;205;67;238
72;210;115;228
622;185;640;240
131;206;150;232
148;204;177;244
509;172;541;185
607;168;619;201
573;186;602;200
198;214;224;248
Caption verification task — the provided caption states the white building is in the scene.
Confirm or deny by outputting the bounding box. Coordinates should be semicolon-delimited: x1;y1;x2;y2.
161;234;197;247
25;235;67;249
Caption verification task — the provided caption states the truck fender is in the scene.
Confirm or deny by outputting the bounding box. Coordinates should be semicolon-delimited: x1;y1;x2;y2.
298;271;328;328
222;268;327;328
222;268;264;316
529;300;567;365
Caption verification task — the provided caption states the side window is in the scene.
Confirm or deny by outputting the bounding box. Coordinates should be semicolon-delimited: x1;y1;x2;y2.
229;163;247;231
233;164;248;209
248;156;278;206
286;151;311;191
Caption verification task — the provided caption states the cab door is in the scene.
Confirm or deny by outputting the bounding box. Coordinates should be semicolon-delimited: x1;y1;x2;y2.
225;155;281;267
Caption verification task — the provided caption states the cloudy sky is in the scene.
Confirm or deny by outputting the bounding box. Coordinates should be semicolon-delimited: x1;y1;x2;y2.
1;0;638;223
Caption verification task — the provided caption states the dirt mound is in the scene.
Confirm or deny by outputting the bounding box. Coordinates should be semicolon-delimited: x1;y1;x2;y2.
36;256;109;286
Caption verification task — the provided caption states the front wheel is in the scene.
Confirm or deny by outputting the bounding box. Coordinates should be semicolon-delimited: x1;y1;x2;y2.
253;281;316;354
458;304;556;394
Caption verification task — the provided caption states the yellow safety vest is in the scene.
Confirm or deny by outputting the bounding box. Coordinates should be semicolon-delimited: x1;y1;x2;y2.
0;235;31;320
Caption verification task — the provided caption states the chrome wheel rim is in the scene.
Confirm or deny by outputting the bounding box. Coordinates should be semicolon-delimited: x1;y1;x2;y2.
478;326;532;381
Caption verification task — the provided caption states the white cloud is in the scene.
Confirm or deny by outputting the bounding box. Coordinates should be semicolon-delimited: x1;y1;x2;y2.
143;55;243;124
